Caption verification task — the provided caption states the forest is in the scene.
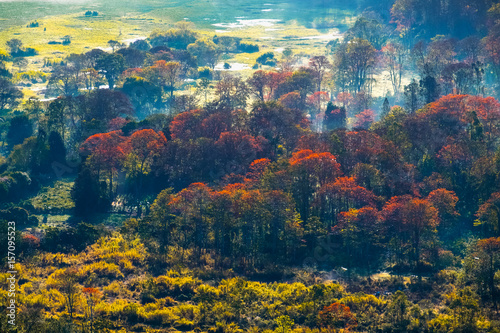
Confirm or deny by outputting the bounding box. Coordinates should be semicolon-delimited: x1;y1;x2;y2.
1;0;500;332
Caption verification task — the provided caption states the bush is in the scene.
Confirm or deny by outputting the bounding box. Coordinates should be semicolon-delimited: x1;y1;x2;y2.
198;67;212;79
152;274;202;299
80;261;124;280
238;42;259;53
41;223;102;253
256;52;275;66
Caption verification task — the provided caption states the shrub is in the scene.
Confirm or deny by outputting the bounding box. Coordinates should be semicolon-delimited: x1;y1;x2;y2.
238;42;259;53
80;261;124;280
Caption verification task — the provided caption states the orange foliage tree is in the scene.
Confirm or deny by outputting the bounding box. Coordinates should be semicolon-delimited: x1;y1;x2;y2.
315;176;377;228
290;150;342;223
319;302;357;332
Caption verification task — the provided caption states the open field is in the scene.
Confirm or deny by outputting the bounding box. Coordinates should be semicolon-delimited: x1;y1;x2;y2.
0;2;355;101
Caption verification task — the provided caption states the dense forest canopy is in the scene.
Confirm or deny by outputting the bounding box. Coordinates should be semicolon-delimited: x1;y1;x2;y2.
2;0;500;332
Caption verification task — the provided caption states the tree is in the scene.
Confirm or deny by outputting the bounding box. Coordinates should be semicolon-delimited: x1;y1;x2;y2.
130;39;151;51
386;291;411;331
459;36;481;63
475;192;500;236
81;131;127;196
290;150;343;223
57;268;79;323
144;60;182;101
334;206;382;270
404;198;439;270
279;91;303;111
319;302;357;331
247;70;270;101
275;315;294;333
121;76;163;116
404;79;420;113
187;39;220;68
420;74;440;105
0;78;23;111
82;287;101;333
336;92;353;109
107;40;122;52
353;109;375;130
77;89;134;124
324;102;347;131
169;109;207;140
48;63;80;97
149;24;197;49
141;188;176;259
382;42;406;94
427;189;459;237
48;131;66;164
307;91;329;119
249;101;301;153
96;53;125;89
215;73;249;109
256;52;276;66
447;288;480;332
316;176;377;228
333;39;376;93
7;114;32;147
276;69;315;101
391;0;490;40
476;237;500;306
169;182;213;259
123;129;167;196
309;55;330;92
345;16;388;49
215;131;265;172
381;196;439;270
9;136;50;173
382;97;391;117
84;48;107;68
116;47;147;68
45;97;71;141
72;165;110;216
6;38;23;55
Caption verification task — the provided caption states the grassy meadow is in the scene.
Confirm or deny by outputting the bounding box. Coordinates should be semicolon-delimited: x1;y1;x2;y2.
0;0;355;90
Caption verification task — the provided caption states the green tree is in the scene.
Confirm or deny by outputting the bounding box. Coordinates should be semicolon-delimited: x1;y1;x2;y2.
7;114;32;147
6;38;23;55
0;78;23;111
71;165;110;216
48;131;66;164
187;39;220;68
96;53;125;89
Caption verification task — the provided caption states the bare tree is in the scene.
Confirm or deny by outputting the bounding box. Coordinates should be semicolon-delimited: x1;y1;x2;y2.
309;55;331;92
58;268;80;324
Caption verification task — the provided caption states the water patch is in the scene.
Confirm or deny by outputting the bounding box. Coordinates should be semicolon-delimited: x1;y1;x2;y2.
213;19;280;29
214;62;251;71
122;36;147;45
299;33;342;41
